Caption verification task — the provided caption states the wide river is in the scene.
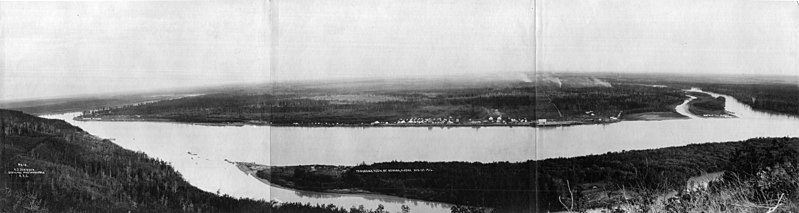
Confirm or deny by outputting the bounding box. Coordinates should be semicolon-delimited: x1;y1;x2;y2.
43;88;799;212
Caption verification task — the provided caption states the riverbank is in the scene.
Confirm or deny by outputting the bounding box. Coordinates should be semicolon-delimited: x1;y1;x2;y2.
74;114;631;128
74;115;536;127
80;110;747;127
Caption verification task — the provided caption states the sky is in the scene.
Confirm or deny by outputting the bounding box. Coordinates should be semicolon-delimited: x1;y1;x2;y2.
1;0;271;100
1;0;796;101
538;0;799;76
273;0;535;81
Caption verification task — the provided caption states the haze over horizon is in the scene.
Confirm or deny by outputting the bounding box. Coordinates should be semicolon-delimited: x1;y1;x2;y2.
1;0;797;101
538;0;798;77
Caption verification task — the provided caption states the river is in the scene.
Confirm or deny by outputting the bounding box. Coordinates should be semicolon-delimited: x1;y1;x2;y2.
42;88;799;212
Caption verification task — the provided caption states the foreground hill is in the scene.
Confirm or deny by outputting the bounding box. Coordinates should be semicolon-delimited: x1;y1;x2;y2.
0;109;373;213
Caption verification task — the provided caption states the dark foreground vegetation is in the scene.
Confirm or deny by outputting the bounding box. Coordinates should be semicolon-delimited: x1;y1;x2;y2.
245;137;799;212
0;109;391;213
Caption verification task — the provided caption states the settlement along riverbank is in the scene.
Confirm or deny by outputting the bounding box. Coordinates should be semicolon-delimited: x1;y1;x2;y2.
42;88;799;212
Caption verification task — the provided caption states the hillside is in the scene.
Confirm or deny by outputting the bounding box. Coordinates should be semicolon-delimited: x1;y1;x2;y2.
0;109;377;213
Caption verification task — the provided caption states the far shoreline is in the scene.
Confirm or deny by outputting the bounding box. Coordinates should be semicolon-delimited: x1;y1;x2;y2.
68;115;644;128
44;90;714;129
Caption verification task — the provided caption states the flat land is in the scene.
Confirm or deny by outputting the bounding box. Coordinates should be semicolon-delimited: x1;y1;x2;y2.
61;73;701;127
6;73;798;126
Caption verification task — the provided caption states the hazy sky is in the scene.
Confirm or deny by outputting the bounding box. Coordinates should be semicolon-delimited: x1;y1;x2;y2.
1;0;270;100
539;0;798;76
273;0;535;81
1;0;797;101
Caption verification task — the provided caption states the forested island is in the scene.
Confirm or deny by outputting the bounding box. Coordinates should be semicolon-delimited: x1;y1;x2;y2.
686;91;731;117
0;109;389;213
238;137;799;212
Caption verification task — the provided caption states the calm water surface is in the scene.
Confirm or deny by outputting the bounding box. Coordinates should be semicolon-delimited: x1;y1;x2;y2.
536;88;799;159
42;88;799;212
44;114;531;212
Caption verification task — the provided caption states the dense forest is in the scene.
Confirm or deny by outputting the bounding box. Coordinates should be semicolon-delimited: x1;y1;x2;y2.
537;83;687;120
254;138;799;212
0;109;391;213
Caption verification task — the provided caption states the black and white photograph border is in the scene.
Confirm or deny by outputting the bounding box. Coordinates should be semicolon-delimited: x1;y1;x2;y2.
1;0;798;212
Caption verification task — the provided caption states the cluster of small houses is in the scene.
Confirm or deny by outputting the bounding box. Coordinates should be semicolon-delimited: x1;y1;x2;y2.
79;109;106;120
81;109;105;115
373;116;533;125
584;110;622;123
